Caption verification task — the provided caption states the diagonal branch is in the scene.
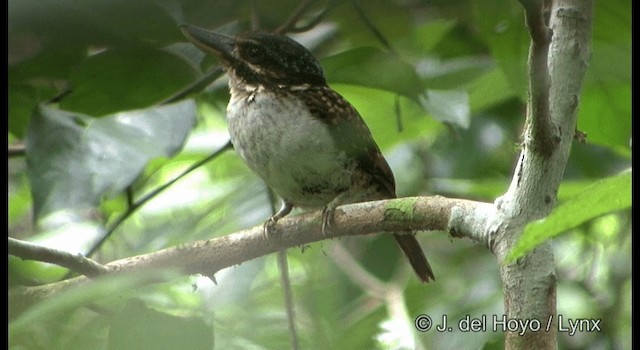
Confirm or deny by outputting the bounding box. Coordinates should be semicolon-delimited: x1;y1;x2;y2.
9;238;109;277
286;2;336;33
10;195;492;318
85;141;233;258
352;0;396;54
162;67;225;104
275;0;315;34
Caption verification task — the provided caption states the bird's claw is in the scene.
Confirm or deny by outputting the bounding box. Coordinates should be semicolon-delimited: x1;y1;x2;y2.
263;216;278;239
263;201;293;240
321;206;334;237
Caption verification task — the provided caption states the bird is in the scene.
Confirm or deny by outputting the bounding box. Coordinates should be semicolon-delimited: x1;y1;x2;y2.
181;24;435;283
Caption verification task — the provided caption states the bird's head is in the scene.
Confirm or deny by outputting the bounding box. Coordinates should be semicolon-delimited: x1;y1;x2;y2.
181;25;326;89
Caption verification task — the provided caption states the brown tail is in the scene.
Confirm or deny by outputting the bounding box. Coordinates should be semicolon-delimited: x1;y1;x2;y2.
393;234;435;283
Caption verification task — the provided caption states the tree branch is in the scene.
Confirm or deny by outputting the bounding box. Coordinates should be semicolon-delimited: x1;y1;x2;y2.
352;0;396;54
277;250;299;350
162;67;225;104
285;2;336;33
519;0;557;156
328;243;388;296
274;0;315;34
496;1;594;349
9;238;109;277
8;143;25;158
10;195;491;318
84;141;233;258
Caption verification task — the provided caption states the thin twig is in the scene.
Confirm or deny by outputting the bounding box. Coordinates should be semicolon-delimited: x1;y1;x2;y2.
267;189;300;350
328;244;388;297
161;68;225;105
275;0;315;34
126;186;134;208
9;238;109;277
394;95;403;133
46;88;73;104
287;1;338;33
352;0;396;54
85;141;233;258
277;251;299;350
250;0;261;31
519;0;557;156
8;143;25;158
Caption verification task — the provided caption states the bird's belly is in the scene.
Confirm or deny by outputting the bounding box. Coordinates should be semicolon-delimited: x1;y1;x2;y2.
227;92;352;208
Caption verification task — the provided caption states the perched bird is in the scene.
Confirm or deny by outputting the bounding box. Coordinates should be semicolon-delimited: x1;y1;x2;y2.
181;25;435;283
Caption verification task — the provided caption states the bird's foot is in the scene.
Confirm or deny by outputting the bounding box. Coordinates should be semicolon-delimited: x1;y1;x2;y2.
321;206;334;237
262;217;277;239
262;201;293;239
321;191;352;237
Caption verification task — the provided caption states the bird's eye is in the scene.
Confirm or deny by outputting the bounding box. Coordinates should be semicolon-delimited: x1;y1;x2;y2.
244;45;265;62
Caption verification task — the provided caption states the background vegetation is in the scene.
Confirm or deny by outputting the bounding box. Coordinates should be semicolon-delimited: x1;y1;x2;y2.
9;0;630;349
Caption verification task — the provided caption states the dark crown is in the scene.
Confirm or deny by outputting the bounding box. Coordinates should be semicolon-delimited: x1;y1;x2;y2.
234;32;326;86
181;25;326;87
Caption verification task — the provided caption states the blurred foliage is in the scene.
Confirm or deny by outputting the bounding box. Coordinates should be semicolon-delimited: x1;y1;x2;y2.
8;0;630;349
508;169;631;263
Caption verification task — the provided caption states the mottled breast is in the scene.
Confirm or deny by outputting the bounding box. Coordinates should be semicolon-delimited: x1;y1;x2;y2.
226;87;354;208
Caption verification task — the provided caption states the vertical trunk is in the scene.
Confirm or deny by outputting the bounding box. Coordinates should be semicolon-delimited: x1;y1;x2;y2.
495;1;594;349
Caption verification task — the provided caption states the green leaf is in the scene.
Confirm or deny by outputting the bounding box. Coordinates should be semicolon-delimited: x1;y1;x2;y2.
330;84;440;150
9;47;86;81
9;255;70;285
472;0;528;101
322;47;424;101
60;48;197;116
411;19;458;54
107;299;213;350
9;0;182;49
506;169;632;262
26;100;197;222
578;83;630;152
9;271;176;335
330;1;414;51
466;68;518;112
420;58;493;91
420;89;470;128
588;1;631;85
576;2;630;152
8;176;32;225
9;84;55;138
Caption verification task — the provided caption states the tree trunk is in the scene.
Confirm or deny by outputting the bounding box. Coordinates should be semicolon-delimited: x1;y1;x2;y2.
495;1;594;348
